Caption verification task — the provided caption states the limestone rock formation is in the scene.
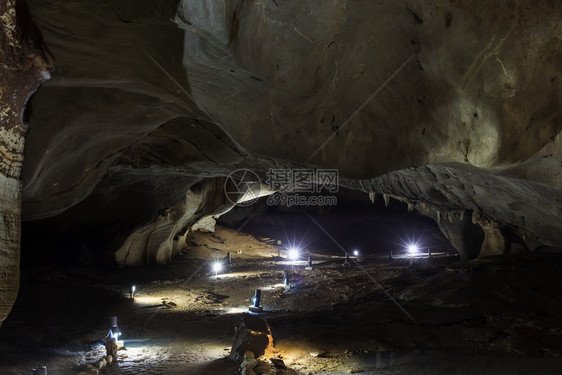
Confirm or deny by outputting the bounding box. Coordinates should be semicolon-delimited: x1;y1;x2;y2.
115;177;235;266
0;0;560;322
357;163;562;258
0;0;52;325
15;0;559;263
436;210;484;261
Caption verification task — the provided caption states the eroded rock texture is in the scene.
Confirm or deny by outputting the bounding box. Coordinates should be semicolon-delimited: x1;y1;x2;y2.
354;162;562;258
10;0;562;268
0;0;52;325
115;177;236;266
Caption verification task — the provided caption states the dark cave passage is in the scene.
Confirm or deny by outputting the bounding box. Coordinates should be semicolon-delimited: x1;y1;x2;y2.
20;188;456;269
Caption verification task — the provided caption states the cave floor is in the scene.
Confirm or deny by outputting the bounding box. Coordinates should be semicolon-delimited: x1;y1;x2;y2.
1;227;562;374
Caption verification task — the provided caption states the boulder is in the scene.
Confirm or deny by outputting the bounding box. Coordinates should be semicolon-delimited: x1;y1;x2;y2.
230;313;275;361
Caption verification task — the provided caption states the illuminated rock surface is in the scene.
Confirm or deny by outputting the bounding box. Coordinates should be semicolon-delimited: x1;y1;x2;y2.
1;231;562;374
230;314;275;361
1;0;561;328
0;0;52;325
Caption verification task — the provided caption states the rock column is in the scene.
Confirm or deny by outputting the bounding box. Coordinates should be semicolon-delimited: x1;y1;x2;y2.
0;0;52;325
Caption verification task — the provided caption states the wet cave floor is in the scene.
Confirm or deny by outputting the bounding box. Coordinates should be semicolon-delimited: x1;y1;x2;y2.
1;226;562;374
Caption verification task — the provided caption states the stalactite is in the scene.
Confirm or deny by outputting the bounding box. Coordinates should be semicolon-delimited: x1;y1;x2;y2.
383;194;390;208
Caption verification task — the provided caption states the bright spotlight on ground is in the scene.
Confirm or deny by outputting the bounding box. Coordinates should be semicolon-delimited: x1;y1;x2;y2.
212;262;223;274
408;244;419;253
353;250;359;257
288;248;300;260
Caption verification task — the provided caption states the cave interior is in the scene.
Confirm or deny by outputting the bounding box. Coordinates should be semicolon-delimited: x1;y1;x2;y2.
0;0;561;374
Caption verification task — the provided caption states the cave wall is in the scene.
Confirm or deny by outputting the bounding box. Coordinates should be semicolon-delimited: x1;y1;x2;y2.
21;0;213;220
20;0;560;221
352;163;562;258
0;0;558;328
115;177;235;266
0;0;555;302
177;0;561;176
13;0;559;265
437;211;484;261
0;0;52;325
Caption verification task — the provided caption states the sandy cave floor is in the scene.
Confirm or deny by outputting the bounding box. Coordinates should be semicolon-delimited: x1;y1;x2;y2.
1;226;562;374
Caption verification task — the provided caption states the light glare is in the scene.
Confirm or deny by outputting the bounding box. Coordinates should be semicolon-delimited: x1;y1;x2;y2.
408;244;418;253
288;248;299;260
212;262;223;274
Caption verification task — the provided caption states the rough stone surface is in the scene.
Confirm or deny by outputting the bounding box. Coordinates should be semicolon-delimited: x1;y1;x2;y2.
230;314;275;362
0;0;558;316
240;351;258;375
115;177;235;266
18;0;559;250
270;358;286;369
0;0;52;326
359;163;562;257
437;210;484;261
472;211;509;257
